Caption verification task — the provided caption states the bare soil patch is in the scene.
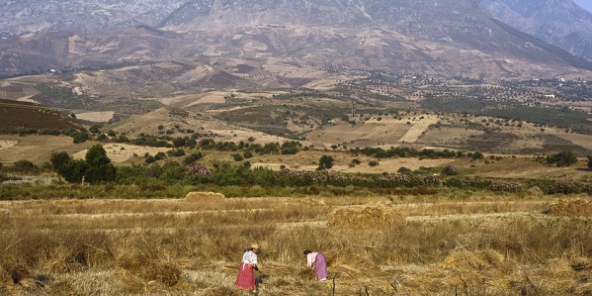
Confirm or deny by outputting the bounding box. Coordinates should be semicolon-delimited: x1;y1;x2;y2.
74;111;115;123
72;143;169;163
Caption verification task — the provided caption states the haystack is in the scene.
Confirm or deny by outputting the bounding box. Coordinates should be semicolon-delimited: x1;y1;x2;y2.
185;191;225;202
327;205;405;229
548;198;592;217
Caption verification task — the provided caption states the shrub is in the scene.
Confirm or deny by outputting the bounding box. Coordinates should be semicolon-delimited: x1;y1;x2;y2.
441;165;459;176
398;167;411;174
317;155;334;170
546;151;578;167
472;151;484;160
588;155;592;170
368;160;379;167
232;154;244;161
182;152;204;166
13;160;37;171
167;149;186;157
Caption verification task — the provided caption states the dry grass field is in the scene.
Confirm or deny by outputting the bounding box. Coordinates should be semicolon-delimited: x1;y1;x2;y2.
0;194;591;295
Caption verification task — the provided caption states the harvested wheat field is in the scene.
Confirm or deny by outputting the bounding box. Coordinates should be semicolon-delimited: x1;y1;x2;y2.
0;195;591;295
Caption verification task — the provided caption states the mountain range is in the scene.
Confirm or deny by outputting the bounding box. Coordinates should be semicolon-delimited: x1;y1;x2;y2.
1;0;592;79
479;0;592;62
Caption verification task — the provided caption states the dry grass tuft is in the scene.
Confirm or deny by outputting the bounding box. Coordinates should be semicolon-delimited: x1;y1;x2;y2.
206;286;239;295
185;191;225;202
548;198;592;217
46;281;77;296
327;205;405;229
0;267;12;294
1;262;31;285
117;254;184;293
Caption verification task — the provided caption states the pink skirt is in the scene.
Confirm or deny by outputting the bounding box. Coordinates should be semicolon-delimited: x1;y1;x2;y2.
314;253;328;280
235;263;256;291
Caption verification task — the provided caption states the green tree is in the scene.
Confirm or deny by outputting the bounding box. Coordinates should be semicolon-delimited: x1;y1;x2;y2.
63;159;89;183
317;155;334;170
50;151;72;173
587;155;592;170
84;144;116;183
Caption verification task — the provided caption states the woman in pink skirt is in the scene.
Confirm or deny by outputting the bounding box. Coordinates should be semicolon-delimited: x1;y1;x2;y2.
235;244;261;293
304;250;328;281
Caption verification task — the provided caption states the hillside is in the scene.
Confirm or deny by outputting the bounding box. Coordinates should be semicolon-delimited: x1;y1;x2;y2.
480;0;592;62
0;99;80;133
1;0;592;78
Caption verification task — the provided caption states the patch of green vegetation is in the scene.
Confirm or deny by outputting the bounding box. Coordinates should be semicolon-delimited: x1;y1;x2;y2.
483;107;592;135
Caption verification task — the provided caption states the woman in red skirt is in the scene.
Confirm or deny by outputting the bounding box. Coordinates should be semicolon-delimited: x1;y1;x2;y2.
235;243;261;293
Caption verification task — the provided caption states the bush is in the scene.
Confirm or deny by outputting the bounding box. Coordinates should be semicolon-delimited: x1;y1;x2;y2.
167;149;186;157
317;155;334;170
546;151;578;167
472;151;484;160
441;165;459;176
588;155;592;170
398;167;411;174
183;152;204;166
13;160;37;171
368;160;379;167
232;154;244;161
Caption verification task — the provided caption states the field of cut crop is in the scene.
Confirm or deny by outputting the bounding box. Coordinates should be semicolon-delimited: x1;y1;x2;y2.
1;193;591;295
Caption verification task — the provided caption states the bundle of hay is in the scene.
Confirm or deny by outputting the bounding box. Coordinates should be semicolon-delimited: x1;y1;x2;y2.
185;191;225;202
327;205;405;229
117;254;186;293
548;198;592;217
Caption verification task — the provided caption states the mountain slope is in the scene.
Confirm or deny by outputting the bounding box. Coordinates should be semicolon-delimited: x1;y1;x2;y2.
0;0;591;79
479;0;592;62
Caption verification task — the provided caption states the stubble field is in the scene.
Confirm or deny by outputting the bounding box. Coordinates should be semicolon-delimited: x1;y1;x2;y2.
1;193;591;295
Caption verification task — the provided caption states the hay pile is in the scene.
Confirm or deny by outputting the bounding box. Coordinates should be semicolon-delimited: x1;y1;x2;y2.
548;198;592;217
327;205;405;229
117;254;189;293
185;191;225;202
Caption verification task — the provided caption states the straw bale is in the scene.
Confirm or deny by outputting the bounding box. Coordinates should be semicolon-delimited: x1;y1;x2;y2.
548;198;592;217
327;205;405;229
185;191;225;202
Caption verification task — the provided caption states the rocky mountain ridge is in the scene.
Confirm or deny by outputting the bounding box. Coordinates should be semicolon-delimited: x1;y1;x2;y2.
1;0;592;79
479;0;592;61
